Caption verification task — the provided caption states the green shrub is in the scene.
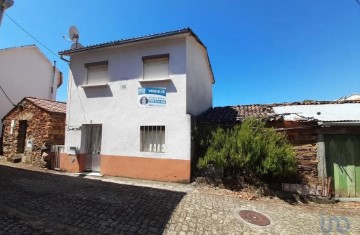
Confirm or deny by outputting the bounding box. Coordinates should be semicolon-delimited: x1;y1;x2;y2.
197;118;296;179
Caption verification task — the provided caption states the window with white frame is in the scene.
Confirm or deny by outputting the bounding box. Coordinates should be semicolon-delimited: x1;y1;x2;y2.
84;61;109;85
140;126;165;153
142;54;169;80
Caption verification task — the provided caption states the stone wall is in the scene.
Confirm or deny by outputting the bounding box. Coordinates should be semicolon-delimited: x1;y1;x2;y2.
272;121;319;185
2;100;65;165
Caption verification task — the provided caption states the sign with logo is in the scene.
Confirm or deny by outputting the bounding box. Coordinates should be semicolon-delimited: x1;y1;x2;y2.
138;87;166;107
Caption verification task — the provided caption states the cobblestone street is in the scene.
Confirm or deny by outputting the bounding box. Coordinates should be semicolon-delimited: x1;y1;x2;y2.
0;163;359;234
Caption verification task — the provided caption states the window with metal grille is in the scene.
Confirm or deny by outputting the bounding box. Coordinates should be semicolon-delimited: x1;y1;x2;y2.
142;54;169;80
140;126;165;153
84;61;109;85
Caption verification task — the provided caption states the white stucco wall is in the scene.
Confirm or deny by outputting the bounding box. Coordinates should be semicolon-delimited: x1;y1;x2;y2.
65;37;192;160
185;37;213;116
0;46;60;137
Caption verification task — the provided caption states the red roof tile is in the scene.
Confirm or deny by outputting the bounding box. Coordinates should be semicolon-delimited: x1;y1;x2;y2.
26;97;66;114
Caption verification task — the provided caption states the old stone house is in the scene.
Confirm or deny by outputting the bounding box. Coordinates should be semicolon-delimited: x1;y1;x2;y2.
2;97;66;165
197;99;360;199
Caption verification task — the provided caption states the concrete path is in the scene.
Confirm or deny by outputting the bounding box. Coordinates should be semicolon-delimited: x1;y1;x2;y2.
0;162;359;234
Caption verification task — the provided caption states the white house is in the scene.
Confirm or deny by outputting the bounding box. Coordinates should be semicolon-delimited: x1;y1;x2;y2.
59;28;214;182
0;45;63;139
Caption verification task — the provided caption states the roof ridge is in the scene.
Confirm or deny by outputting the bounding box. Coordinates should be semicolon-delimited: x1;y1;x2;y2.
26;97;66;104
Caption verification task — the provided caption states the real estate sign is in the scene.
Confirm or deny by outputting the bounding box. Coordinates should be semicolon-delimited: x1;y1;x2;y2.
138;87;166;107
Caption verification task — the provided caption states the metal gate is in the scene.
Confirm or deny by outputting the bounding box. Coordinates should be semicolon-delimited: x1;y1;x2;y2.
51;145;64;170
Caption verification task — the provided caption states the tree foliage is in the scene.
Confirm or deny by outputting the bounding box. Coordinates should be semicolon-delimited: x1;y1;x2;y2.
197;118;296;178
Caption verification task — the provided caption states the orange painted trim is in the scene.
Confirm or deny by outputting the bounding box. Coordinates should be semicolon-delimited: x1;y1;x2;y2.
59;153;85;173
101;155;190;183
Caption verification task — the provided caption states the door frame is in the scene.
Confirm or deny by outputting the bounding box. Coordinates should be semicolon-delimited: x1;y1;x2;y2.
82;124;102;172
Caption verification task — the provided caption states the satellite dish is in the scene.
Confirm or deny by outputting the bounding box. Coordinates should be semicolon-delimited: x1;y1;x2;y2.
68;26;83;49
69;26;79;43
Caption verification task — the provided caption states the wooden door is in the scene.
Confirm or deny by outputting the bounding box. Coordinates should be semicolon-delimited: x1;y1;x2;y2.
16;120;27;153
325;135;360;198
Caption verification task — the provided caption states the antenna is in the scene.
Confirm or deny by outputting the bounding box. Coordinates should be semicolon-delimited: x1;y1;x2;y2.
68;26;83;49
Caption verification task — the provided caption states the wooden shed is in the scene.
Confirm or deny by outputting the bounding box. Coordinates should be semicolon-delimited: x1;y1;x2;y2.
1;97;66;166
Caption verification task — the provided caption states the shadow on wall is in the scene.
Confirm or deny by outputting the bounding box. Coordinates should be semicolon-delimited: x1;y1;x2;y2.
0;165;186;234
83;85;114;98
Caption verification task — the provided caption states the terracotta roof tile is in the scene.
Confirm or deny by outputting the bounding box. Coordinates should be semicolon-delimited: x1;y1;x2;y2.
198;105;281;124
26;97;66;114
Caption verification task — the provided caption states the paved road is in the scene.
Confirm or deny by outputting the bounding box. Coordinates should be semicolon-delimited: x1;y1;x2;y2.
0;164;359;234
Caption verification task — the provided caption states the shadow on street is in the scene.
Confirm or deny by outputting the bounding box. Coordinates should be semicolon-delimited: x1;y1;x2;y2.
0;165;186;234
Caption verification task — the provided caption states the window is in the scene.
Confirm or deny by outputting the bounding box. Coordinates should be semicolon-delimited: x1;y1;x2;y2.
140;126;165;153
142;54;169;80
84;61;108;85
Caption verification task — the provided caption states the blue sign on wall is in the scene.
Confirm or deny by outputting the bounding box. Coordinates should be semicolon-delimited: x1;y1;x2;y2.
138;87;166;107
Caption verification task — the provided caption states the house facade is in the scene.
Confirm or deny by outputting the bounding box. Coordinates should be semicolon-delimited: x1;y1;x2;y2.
2;97;66;165
198;100;360;199
0;45;63;141
59;28;214;182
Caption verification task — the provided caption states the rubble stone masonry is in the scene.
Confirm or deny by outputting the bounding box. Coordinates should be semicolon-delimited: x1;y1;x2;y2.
2;100;65;165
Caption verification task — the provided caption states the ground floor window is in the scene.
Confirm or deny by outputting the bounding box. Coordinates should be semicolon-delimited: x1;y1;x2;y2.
140;126;165;153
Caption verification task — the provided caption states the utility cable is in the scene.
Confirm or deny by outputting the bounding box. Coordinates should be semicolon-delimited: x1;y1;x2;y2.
5;13;67;64
0;85;16;106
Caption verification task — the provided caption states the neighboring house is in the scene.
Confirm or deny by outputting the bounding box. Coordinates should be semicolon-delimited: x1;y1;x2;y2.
58;28;214;182
0;45;63;142
198;99;360;199
2;97;66;165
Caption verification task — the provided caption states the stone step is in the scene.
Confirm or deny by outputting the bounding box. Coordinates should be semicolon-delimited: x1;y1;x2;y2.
0;155;7;162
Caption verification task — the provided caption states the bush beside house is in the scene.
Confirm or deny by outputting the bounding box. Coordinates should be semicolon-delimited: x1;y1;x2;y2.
196;118;296;183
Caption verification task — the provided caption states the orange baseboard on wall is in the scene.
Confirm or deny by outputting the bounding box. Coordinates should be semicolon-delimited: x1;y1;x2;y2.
101;155;191;182
59;153;85;173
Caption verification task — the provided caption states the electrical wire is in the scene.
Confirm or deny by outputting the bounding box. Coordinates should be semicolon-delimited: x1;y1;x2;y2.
356;0;360;5
5;13;67;63
0;85;16;106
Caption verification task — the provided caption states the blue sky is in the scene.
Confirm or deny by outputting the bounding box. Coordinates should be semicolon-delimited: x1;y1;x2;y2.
1;0;359;106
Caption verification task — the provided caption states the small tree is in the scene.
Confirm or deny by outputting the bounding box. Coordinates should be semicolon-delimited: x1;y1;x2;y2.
197;118;296;179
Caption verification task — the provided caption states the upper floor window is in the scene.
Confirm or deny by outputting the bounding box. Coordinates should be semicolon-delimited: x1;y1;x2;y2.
84;61;109;85
142;54;169;80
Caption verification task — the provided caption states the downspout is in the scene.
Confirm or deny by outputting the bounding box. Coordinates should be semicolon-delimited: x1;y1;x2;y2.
51;61;56;100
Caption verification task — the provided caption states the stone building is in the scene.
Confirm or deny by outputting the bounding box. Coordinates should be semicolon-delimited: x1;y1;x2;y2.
2;97;66;165
197;99;360;199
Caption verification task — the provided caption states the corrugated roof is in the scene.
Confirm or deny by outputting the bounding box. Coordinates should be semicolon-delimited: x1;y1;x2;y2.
197;100;360;124
26;97;66;114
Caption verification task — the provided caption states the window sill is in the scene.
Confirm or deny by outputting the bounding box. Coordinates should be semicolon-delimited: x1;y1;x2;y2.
81;83;109;88
139;77;171;83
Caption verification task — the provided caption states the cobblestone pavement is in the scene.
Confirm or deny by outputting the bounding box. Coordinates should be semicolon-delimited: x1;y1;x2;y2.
0;163;359;234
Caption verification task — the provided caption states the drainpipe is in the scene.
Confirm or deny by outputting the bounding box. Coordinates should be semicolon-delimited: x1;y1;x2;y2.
0;0;14;26
51;61;57;99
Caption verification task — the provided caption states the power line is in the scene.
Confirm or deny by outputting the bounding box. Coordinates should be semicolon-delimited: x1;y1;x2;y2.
356;0;360;5
0;85;16;106
4;13;66;63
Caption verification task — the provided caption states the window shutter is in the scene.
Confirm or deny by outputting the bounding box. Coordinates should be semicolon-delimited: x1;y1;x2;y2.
87;65;108;84
143;58;169;79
